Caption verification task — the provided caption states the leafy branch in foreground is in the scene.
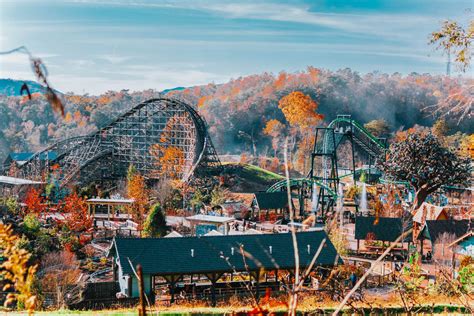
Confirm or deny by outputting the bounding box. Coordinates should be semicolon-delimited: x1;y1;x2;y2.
430;19;473;72
0;46;64;116
0;224;37;314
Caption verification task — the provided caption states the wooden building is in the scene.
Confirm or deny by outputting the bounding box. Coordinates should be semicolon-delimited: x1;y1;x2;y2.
354;216;412;254
251;191;290;221
107;230;342;306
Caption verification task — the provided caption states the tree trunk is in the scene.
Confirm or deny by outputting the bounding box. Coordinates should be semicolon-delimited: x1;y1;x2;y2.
413;187;429;211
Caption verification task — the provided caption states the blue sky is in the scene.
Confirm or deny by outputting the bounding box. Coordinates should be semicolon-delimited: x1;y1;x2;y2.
0;0;471;94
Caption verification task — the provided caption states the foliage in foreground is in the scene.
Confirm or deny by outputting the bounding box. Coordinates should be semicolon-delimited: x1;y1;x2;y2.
0;224;37;313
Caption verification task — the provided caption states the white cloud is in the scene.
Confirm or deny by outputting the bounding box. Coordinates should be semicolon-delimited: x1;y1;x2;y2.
46;64;235;95
98;54;132;64
68;0;437;38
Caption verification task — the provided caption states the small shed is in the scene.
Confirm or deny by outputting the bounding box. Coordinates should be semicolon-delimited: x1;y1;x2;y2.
251;191;290;221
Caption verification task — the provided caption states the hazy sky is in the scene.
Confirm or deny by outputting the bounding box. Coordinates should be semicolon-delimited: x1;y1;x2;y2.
0;0;471;94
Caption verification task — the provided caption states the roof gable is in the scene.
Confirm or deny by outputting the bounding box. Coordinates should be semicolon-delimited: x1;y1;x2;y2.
111;231;341;276
412;202;448;223
423;219;471;244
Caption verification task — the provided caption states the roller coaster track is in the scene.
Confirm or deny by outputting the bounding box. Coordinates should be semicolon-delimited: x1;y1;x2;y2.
268;115;387;214
16;98;222;187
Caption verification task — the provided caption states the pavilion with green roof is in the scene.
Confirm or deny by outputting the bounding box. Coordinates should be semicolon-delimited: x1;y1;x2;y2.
108;230;341;305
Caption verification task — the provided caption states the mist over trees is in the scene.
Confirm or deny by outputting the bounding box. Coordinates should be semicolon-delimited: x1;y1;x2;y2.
0;68;472;165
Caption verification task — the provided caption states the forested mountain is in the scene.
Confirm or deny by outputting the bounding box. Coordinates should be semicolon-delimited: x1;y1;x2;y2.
0;68;472;168
0;79;49;96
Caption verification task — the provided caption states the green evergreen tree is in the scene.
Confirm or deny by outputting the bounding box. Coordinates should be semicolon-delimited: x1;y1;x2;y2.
143;203;167;237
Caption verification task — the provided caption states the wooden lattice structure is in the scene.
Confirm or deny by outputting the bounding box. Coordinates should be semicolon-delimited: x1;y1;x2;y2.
15;98;222;187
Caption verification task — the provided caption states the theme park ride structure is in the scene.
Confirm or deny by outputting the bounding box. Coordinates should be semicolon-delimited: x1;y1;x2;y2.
16;98;222;187
268;115;388;217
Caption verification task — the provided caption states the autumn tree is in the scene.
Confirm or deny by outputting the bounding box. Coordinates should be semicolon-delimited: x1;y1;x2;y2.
278;91;323;128
0;224;37;313
432;118;450;139
430;19;473;72
126;165;148;230
263;119;285;156
61;192;92;233
429;19;473;123
364;119;390;137
143;203;167;238
39;250;84;308
23;187;46;216
380;133;471;210
459;134;473;158
150;144;185;180
149;115;189;180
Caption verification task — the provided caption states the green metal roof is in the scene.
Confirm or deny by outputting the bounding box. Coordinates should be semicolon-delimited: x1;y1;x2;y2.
110;231;342;276
421;220;470;243
355;216;412;242
253;191;289;210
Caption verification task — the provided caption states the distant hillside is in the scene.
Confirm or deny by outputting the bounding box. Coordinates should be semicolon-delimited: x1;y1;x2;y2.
0;79;47;96
0;69;471;172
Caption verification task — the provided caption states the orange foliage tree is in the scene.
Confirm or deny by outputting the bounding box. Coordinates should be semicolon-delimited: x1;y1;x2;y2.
61;192;92;233
278;91;323;128
126;168;148;230
263;119;285;156
150;144;185;180
278;91;323;172
23;188;46;216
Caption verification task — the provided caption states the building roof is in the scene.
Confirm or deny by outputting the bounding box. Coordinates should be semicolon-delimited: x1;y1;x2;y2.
7;152;57;162
164;231;183;238
253;191;289;210
355;216;412;242
421;219;471;244
0;176;44;186
110;231;342;276
86;198;135;205
186;214;235;223
412;202;447;224
204;230;224;236
215;202;250;214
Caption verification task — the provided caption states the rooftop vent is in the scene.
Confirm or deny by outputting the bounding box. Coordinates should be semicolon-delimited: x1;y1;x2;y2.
307;244;311;254
191;249;194;257
269;245;273;254
231;247;235;256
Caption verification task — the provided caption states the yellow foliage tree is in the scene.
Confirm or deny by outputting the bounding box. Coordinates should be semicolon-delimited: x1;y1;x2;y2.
0;224;37;314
